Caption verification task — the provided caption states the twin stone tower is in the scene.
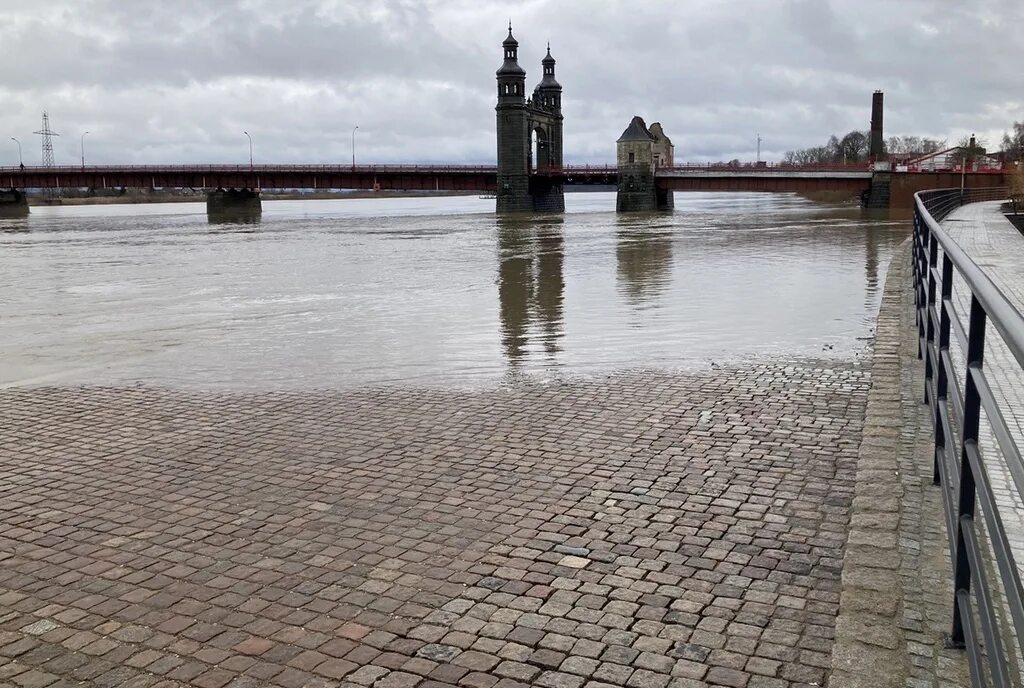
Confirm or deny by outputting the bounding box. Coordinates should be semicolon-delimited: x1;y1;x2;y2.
496;25;673;214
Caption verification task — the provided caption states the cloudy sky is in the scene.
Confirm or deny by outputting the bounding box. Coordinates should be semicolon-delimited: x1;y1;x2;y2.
1;0;1021;166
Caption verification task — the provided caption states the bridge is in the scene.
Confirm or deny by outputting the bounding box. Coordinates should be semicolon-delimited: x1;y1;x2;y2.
0;162;874;193
0;160;1006;219
0;25;1012;218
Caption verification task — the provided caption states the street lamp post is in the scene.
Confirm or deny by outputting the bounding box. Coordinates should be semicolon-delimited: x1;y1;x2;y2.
10;137;22;168
80;131;89;170
243;131;253;171
352;125;359;170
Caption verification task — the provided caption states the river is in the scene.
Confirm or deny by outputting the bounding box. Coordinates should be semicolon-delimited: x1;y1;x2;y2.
0;192;907;388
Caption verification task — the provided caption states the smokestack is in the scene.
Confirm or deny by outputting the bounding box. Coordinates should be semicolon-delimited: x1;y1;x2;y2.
870;90;885;162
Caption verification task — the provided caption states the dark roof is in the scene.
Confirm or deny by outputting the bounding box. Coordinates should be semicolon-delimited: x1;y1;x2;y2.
497;59;526;77
503;25;518;47
497;24;526;77
617;116;653;143
536;45;560;90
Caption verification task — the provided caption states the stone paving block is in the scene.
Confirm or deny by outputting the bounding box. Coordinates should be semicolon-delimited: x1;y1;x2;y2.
0;362;872;688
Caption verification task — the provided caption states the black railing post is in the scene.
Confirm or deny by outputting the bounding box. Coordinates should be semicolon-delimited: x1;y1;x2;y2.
923;232;939;402
933;254;954;485
917;207;925;329
950;295;987;646
915;209;930;360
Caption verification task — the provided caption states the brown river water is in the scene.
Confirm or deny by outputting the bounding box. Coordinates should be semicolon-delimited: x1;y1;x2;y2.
0;192;907;389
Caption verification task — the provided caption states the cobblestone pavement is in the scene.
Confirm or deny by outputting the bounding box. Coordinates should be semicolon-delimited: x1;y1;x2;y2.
830;240;967;688
1;365;867;688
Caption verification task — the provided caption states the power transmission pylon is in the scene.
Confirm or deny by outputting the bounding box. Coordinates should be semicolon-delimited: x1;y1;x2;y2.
34;111;60;197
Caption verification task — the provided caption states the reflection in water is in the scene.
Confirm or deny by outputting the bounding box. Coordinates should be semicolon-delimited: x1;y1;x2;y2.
865;224;879;295
615;216;673;308
497;217;564;368
0;219;30;233
208;215;262;229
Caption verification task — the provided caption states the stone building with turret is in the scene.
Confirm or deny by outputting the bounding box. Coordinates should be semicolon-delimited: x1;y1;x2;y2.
616;116;674;211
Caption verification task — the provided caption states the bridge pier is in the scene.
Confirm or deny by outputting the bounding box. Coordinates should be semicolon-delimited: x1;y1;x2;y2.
529;176;565;213
207;188;261;222
0;189;29;217
617;171;674;212
865;165;892;209
496;175;533;213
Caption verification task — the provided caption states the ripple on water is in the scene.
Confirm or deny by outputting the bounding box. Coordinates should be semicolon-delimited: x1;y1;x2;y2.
0;192;909;389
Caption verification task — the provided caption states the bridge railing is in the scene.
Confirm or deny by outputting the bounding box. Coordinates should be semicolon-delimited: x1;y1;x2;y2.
660;161;872;172
0;164;501;174
914;186;1024;686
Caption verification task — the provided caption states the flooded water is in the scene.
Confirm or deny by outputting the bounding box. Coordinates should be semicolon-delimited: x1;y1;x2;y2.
0;192;907;389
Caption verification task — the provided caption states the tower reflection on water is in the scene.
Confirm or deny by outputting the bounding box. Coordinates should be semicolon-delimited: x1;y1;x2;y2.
496;216;564;368
614;215;674;309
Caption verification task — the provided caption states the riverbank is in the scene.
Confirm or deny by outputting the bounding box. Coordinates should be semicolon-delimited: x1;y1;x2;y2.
27;189;481;206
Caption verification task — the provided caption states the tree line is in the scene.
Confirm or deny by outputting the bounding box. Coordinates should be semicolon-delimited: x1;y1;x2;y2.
782;131;946;165
782;120;1024;165
1002;121;1024;162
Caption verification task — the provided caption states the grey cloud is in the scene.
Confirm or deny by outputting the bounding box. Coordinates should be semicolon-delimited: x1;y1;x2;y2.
0;0;1021;166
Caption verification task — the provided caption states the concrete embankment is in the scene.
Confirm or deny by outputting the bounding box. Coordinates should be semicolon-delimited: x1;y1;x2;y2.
831;240;967;687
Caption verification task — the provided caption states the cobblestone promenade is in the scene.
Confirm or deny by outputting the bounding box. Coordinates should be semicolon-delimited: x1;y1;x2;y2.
1;365;868;688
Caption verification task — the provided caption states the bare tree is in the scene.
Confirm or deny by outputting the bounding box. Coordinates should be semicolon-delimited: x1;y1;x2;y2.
1001;122;1024;163
885;135;947;156
1009;163;1024;214
956;134;989;169
837;131;869;162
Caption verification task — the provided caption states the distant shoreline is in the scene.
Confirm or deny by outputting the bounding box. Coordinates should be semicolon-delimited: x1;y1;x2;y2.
27;189;482;207
24;188;863;208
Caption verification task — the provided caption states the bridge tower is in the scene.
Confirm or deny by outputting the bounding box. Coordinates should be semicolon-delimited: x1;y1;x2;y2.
495;25;564;213
616;116;674;212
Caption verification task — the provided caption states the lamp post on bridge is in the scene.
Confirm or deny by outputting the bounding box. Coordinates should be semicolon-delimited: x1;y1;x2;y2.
243;130;253;171
80;131;89;171
10;137;22;168
352;125;358;170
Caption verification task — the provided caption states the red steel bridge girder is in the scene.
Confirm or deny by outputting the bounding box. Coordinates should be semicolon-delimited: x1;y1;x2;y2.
0;164;1008;198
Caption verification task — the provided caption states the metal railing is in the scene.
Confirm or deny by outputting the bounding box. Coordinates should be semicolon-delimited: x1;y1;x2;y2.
0;164;501;174
661;161;872;172
915;186;1024;686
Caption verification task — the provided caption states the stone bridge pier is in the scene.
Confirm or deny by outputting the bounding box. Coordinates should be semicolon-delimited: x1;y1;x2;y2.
0;188;29;217
206;188;261;222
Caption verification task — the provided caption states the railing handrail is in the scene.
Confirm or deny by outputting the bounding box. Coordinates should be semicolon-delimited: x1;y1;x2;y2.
914;185;1024;686
0;162;1011;176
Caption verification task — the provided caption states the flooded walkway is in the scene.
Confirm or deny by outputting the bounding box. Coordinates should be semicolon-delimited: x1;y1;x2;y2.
0;194;912;687
1;364;866;688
